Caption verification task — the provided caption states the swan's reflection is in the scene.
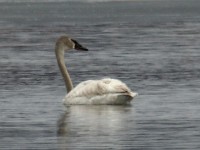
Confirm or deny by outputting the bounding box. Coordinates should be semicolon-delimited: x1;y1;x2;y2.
57;105;133;149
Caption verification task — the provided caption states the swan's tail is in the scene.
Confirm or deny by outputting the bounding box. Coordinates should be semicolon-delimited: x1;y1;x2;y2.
129;92;138;98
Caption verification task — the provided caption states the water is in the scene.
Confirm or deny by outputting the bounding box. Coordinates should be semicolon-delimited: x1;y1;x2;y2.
1;0;200;149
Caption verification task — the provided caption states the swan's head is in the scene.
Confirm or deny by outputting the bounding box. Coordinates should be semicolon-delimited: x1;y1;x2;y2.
56;36;88;52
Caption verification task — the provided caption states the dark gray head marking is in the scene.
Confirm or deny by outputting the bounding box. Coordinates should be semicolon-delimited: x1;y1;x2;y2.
71;39;88;51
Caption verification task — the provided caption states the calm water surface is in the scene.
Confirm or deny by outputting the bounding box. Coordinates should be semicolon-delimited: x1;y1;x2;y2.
0;0;200;149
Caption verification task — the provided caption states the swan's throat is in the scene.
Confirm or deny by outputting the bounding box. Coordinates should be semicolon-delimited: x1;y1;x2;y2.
55;48;73;93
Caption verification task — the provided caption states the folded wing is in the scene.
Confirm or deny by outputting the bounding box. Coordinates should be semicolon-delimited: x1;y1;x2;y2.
66;78;136;99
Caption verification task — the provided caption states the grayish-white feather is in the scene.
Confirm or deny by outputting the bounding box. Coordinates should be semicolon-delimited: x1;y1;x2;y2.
55;36;137;105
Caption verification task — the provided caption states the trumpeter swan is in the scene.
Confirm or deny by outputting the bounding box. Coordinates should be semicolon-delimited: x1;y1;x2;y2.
55;36;137;105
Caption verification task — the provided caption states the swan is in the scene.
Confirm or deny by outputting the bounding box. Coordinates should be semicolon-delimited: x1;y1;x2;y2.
55;36;137;105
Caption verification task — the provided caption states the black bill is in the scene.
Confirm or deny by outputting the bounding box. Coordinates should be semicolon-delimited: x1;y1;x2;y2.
71;39;88;51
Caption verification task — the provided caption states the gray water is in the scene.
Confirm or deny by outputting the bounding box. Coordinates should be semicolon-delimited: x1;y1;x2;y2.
1;0;200;149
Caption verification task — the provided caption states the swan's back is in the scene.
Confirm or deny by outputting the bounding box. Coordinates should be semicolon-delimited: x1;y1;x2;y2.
64;78;137;105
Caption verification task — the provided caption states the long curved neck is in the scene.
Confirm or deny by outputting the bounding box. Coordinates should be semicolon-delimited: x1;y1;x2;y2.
55;46;73;93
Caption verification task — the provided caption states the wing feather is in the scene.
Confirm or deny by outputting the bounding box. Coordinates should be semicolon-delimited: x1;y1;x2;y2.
66;78;134;99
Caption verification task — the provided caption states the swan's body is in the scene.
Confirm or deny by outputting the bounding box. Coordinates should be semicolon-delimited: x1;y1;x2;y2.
65;78;137;105
55;36;137;105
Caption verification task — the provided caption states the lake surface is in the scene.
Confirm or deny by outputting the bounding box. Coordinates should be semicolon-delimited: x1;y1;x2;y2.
0;0;200;149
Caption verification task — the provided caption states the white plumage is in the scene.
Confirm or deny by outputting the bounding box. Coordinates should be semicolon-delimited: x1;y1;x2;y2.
64;78;137;105
55;36;137;105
